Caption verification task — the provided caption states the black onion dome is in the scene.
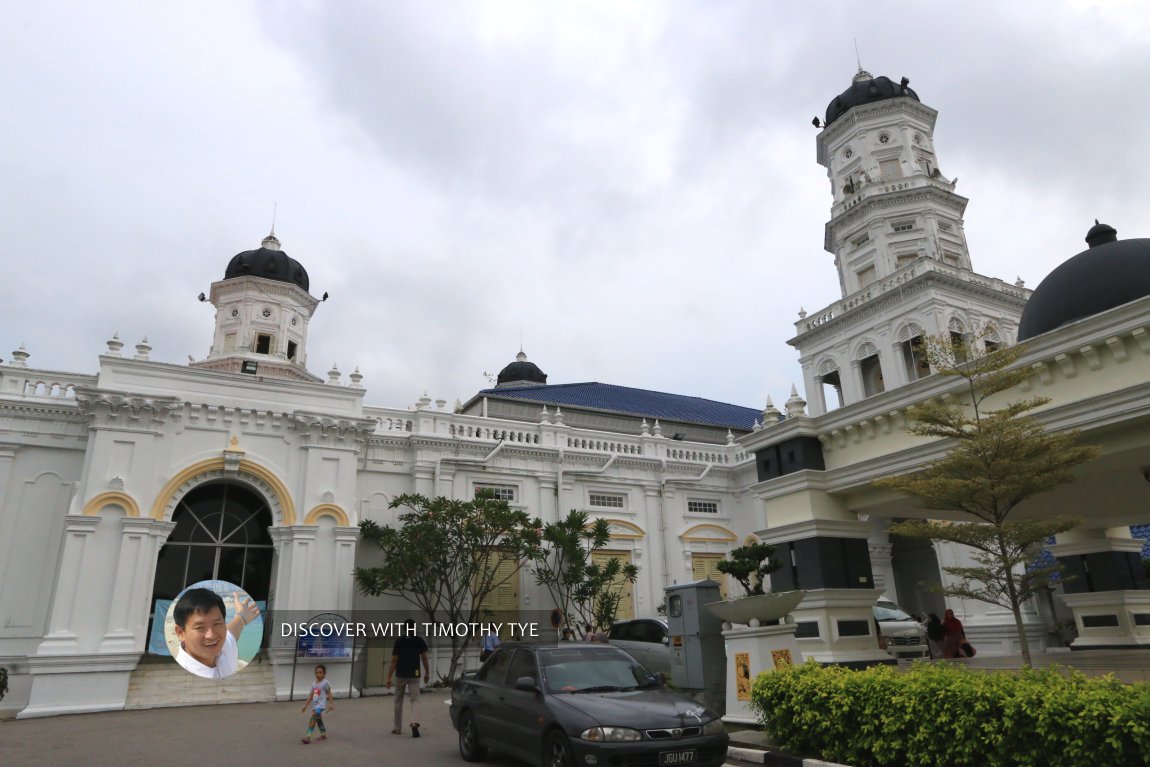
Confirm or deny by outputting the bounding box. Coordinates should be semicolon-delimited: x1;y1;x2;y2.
496;351;547;387
825;71;920;126
1018;222;1150;341
224;234;310;292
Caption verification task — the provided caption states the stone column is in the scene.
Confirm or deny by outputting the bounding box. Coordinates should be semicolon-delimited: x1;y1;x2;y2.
810;375;828;417
269;526;319;612
643;486;667;596
99;518;175;653
35;515;101;656
332;526;361;613
412;461;435;497
538;477;558;524
0;443;19;509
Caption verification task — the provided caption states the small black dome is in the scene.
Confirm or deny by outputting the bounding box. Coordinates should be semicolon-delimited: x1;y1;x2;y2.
1018;223;1150;341
825;71;920;126
496;351;547;387
224;234;310;292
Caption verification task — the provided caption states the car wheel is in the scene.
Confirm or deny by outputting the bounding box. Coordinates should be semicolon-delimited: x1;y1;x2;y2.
458;710;487;761
542;730;573;767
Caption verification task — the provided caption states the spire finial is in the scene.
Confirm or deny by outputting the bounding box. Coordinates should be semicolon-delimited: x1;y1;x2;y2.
854;38;863;73
270;202;278;237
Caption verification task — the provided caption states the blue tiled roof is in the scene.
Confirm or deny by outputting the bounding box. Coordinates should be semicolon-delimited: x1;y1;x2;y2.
474;382;761;430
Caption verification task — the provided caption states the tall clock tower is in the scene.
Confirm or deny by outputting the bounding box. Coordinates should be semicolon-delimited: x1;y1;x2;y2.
791;71;1029;415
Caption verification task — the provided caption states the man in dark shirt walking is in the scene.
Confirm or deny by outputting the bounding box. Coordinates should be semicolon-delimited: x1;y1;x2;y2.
386;619;430;737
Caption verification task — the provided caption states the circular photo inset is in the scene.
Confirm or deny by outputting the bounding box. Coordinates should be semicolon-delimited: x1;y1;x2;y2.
165;579;263;679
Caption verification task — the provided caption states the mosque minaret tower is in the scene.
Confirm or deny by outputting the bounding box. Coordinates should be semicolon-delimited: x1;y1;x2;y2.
190;232;324;382
791;70;1030;415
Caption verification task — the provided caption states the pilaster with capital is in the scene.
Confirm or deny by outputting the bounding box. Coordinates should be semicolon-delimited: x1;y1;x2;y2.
99;518;176;653
269;526;319;612
332;526;361;611
35;515;101;656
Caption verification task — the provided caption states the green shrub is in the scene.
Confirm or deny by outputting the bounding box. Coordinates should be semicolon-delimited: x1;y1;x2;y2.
749;662;1150;767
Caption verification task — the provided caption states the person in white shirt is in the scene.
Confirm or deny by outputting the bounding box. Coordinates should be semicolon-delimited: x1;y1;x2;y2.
173;588;259;679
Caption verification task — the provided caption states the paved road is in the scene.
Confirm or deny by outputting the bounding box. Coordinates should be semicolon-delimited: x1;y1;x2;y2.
1;692;745;767
1;691;505;767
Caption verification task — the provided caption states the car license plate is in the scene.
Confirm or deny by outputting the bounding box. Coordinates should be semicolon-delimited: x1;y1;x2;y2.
659;749;696;765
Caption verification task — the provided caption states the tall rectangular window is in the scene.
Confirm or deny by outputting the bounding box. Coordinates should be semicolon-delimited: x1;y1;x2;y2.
857;265;877;288
255;334;272;355
879;159;901;179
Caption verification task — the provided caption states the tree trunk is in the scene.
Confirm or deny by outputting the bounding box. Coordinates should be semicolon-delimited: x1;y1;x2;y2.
1000;536;1032;666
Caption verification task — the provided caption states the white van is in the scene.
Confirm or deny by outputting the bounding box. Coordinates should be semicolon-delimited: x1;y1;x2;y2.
874;596;929;659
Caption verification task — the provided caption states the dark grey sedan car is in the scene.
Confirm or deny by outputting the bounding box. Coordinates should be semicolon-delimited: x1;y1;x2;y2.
449;643;728;767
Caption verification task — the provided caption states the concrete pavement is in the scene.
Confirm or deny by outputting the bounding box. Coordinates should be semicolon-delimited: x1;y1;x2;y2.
0;690;763;767
0;690;509;767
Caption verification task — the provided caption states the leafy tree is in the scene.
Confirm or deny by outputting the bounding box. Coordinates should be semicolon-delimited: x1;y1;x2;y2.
355;492;541;682
716;543;781;596
875;327;1101;665
531;510;639;634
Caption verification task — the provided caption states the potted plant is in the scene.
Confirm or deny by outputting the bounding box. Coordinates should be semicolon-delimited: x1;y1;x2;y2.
707;543;805;624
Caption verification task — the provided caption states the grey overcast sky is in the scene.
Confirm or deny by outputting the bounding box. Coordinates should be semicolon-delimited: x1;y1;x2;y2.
3;1;1149;413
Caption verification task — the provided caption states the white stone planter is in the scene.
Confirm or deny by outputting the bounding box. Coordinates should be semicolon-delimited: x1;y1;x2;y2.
704;590;806;626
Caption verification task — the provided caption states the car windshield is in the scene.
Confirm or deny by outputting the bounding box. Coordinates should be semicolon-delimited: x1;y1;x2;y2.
874;603;914;621
539;646;659;694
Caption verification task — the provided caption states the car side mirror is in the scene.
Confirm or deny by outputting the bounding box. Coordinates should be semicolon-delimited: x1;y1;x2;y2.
661;636;669;645
514;676;539;692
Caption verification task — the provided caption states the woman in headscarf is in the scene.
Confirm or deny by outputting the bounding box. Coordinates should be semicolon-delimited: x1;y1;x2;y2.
926;613;946;659
942;608;965;658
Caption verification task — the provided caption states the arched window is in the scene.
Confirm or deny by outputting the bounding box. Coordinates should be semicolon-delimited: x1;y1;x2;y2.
151;482;274;603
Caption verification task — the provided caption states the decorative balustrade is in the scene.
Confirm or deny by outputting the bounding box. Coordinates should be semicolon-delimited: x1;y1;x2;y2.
364;408;752;464
565;436;642;455
0;370;92;400
797;257;1028;334
452;423;540;444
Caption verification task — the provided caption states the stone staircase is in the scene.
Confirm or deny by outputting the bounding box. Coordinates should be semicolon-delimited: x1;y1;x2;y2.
124;653;277;710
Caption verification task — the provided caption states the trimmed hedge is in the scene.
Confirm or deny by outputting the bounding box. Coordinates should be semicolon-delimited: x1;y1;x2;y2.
749;661;1150;767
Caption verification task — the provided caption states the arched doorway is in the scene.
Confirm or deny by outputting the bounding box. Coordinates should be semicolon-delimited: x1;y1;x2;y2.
151;482;275;603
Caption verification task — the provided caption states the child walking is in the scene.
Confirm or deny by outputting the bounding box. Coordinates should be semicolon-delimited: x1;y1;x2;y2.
301;664;333;744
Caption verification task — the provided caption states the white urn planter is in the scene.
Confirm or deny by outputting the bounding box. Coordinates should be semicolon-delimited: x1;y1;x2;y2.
704;590;806;627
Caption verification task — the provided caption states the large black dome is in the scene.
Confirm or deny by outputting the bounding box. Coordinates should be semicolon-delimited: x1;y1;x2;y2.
224;234;310;292
1018;222;1150;341
496;351;547;387
825;71;920;126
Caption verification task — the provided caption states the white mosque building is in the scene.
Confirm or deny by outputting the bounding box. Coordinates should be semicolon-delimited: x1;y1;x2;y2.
1;69;1148;718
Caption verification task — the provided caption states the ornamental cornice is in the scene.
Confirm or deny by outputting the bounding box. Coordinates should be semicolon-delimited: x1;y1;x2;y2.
0;400;85;420
828;185;969;239
365;434;412;450
74;388;180;430
817;98;938;151
210;275;314;303
291;411;377;447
